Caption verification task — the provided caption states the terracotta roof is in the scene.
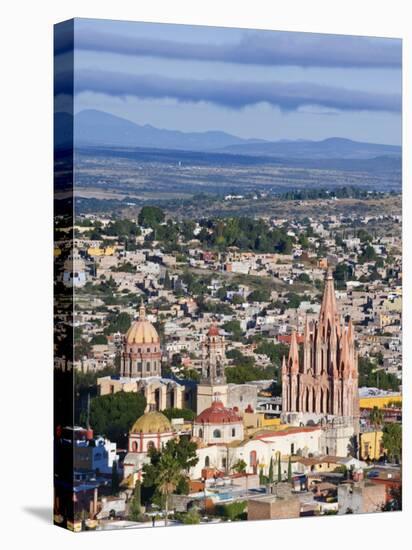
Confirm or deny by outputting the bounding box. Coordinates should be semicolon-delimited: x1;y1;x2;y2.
195;400;242;424
253;426;321;440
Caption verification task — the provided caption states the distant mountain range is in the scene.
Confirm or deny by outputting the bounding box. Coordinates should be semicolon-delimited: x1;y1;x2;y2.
55;109;401;160
71;109;264;152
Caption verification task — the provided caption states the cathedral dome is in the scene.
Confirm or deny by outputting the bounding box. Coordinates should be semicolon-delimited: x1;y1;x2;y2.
130;411;172;434
195;400;242;424
125;303;159;345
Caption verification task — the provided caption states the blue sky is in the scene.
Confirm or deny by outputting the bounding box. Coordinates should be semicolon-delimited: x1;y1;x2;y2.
56;18;402;145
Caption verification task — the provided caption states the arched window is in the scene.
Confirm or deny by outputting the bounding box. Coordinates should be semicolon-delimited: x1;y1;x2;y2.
132;441;138;452
147;440;155;451
213;429;221;438
231;428;236;437
199;428;203;439
205;456;210;467
249;450;257;467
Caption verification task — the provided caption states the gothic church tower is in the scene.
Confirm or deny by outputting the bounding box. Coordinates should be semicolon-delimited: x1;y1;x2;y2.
282;268;359;424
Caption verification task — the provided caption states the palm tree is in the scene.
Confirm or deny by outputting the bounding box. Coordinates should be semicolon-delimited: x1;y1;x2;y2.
369;407;384;462
157;454;182;527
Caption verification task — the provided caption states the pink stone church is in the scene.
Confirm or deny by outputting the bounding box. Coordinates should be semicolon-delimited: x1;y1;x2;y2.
281;268;360;425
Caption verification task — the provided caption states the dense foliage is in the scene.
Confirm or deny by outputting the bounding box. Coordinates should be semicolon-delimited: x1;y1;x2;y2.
358;357;400;391
381;423;402;463
87;391;147;446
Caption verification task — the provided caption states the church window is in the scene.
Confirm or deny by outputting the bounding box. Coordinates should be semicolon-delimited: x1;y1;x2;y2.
147;441;155;450
132;441;138;452
199;428;203;438
249;450;257;466
290;443;295;455
213;429;221;438
146;362;151;371
232;428;236;437
222;457;227;468
205;456;210;467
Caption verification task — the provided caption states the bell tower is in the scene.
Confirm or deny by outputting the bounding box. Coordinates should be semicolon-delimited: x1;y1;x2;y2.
197;324;228;414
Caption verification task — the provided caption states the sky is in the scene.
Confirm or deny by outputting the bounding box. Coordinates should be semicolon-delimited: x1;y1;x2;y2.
55;18;402;145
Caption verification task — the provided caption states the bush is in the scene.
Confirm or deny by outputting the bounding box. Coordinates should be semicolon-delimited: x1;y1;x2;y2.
182;508;201;525
215;501;247;521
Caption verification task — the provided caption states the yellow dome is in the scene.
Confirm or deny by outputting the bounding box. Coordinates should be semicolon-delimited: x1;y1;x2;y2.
130;411;172;434
125;303;159;345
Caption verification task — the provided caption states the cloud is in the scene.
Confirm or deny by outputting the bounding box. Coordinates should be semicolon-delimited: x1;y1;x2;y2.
68;70;400;113
66;27;401;69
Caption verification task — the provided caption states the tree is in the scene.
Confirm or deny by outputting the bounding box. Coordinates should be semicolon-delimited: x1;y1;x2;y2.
90;334;108;345
381;423;402;463
138;206;165;228
215;501;247;521
225;363;275;384
298;273;311;284
105;311;132;335
268;457;274;484
182;508;201;524
359;244;377;263
285;292;304;309
223;320;243;341
277;455;282;482
287;456;292;483
248;288;271;302
232;459;247;474
129;480;142;521
142;438;199;518
157;453;182;526
369;407;384;461
87;392;147;446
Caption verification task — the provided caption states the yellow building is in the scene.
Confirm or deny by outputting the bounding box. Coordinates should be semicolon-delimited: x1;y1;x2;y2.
87;246;116;257
359;394;402;409
359;431;383;461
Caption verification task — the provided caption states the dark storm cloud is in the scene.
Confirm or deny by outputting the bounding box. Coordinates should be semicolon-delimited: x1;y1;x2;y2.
70;70;401;113
67;28;401;69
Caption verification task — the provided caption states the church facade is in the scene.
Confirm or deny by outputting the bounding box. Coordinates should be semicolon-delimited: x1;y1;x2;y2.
281;268;359;426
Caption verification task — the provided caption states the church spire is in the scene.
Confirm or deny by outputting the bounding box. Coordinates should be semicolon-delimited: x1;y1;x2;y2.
319;267;340;335
288;330;300;373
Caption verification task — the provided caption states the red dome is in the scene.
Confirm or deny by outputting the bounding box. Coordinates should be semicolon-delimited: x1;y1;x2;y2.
196;400;242;424
208;324;220;336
